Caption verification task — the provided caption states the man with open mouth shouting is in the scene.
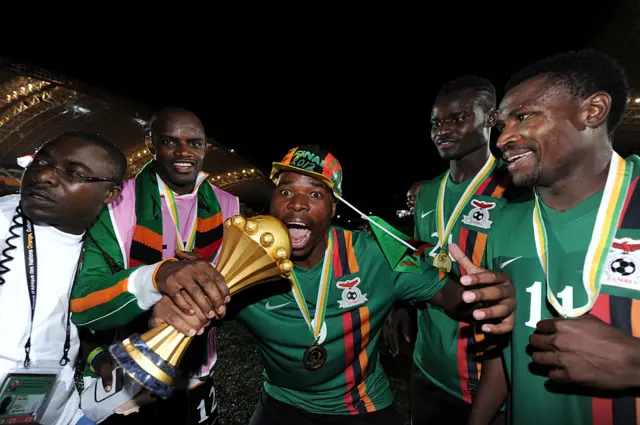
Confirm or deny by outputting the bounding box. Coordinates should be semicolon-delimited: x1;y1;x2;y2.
70;107;240;425
212;145;515;425
140;144;515;424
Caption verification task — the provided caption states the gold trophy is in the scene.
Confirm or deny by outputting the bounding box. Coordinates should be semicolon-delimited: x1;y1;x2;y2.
109;215;293;397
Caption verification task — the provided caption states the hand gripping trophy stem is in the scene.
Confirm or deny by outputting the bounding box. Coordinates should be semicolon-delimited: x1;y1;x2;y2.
109;215;293;397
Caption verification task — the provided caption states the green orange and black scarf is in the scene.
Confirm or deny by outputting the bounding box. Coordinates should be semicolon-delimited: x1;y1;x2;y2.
129;162;224;267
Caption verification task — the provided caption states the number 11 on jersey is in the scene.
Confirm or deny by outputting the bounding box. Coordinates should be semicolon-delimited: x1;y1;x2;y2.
525;281;574;328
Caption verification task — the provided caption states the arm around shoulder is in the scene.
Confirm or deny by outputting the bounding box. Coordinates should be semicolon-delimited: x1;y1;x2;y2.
70;208;167;330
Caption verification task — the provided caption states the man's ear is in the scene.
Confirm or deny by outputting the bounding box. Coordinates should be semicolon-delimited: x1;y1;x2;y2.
331;199;337;218
582;91;611;129
486;108;498;128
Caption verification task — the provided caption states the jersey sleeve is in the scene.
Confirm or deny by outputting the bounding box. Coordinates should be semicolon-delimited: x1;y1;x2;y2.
393;267;447;304
355;232;446;304
70;204;165;330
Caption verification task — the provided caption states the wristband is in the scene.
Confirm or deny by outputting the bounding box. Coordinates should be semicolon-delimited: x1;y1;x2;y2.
87;346;107;373
152;258;178;291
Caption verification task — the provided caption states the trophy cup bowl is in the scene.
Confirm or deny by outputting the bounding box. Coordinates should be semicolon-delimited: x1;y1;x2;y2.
109;214;293;397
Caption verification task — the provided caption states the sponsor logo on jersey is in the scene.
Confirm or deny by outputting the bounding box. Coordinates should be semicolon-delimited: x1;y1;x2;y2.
265;301;290;310
336;277;368;308
461;199;496;229
421;209;434;219
499;256;522;269
603;238;640;290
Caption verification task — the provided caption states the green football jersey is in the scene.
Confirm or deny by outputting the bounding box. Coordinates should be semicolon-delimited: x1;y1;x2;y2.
486;155;640;425
413;165;509;403
233;226;446;415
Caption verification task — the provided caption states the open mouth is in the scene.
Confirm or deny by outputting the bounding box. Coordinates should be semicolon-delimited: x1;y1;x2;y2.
172;160;196;174
286;221;312;249
436;139;457;149
504;151;534;170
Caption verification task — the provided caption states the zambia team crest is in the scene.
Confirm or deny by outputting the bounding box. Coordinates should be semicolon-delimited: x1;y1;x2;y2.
462;199;496;229
337;277;367;308
603;238;640;289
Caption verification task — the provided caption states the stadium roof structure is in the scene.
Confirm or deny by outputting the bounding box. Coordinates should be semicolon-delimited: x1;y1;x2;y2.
0;59;273;214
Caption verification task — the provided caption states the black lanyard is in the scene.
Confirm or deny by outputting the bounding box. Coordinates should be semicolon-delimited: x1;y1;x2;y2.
22;215;82;368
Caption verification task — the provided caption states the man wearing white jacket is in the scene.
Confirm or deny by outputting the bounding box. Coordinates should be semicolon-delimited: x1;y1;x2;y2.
0;130;126;425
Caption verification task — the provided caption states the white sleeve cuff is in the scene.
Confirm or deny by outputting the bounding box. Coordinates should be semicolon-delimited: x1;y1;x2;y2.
127;263;163;310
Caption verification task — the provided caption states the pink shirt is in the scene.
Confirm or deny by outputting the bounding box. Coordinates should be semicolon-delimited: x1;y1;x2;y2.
107;172;239;379
109;173;240;268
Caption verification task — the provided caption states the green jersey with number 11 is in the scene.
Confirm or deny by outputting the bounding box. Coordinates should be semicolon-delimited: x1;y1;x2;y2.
486;154;640;425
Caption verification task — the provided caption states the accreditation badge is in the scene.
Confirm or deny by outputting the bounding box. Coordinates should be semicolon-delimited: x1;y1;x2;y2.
0;363;62;424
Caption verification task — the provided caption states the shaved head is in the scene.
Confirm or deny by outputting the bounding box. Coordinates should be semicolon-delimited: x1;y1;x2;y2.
149;106;204;137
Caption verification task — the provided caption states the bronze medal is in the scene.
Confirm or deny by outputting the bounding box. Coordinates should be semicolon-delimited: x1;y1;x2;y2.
303;343;327;371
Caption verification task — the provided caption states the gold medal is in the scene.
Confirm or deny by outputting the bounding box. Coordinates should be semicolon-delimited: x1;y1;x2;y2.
434;156;496;274
303;343;327;371
433;250;452;273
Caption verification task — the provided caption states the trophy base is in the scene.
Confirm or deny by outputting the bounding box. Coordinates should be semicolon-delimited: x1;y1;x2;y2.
109;333;180;398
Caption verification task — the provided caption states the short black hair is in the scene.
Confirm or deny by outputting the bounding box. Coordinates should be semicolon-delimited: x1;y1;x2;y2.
505;49;629;136
52;131;127;183
147;106;203;137
436;75;497;112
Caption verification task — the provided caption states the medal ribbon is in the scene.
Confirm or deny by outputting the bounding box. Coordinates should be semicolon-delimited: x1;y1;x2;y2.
289;233;333;343
436;155;496;250
157;173;207;252
532;152;632;318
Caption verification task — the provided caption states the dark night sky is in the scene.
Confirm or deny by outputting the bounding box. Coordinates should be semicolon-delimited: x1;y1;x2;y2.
0;2;636;221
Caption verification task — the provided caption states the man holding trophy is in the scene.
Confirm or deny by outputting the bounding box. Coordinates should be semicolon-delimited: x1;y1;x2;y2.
70;107;239;424
146;145;517;424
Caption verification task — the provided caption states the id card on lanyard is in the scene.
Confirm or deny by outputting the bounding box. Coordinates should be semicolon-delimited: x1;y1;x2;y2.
0;212;82;424
0;370;58;424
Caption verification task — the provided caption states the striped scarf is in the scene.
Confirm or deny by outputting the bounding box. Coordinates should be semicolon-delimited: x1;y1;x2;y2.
130;162;224;266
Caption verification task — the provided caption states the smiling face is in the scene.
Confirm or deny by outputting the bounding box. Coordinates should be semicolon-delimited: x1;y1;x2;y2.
147;108;207;194
430;89;494;161
269;171;336;261
496;75;590;187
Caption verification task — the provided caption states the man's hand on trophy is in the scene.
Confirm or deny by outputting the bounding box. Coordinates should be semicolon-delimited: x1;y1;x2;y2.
155;258;231;320
150;295;211;337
